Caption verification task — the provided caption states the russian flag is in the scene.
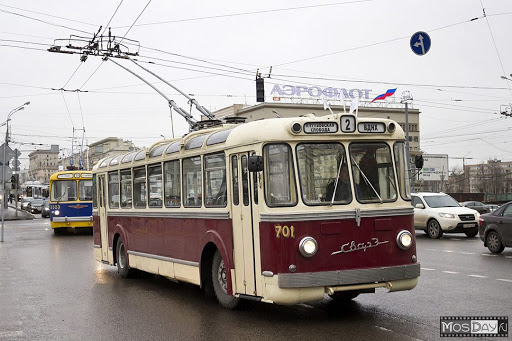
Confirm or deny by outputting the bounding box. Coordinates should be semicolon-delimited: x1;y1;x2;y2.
371;88;397;103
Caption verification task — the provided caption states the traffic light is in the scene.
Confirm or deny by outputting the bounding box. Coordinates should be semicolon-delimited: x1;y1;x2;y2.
256;77;265;102
414;154;424;169
10;175;16;189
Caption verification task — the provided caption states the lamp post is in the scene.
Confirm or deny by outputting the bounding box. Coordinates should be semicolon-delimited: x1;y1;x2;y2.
401;91;413;184
1;101;30;242
500;74;512;81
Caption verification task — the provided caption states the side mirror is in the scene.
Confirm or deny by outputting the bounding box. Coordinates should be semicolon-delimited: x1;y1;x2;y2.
415;203;425;209
414;154;424;169
248;155;263;172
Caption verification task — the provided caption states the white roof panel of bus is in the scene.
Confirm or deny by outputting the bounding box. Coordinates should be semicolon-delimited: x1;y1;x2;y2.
100;157;113;168
134;150;146;161
149;143;170;158
165;142;181;155
109;155;123;166
206;128;233;146
185;135;208;150
121;151;138;164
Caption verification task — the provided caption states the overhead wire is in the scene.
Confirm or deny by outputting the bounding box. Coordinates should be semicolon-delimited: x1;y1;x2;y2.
0;3;98;27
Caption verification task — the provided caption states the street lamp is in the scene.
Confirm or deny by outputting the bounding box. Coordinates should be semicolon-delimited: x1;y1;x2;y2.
1;101;30;242
500;74;512;81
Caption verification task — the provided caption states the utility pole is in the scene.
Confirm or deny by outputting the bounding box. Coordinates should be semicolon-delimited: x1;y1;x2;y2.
401;91;413;181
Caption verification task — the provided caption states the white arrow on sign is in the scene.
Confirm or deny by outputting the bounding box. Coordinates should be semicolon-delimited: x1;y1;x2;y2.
413;34;425;55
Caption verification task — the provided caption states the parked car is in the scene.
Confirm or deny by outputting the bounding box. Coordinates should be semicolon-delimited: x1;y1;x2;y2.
478;201;512;253
41;200;50;218
460;201;490;214
412;192;480;239
20;197;34;211
486;204;500;212
27;199;45;214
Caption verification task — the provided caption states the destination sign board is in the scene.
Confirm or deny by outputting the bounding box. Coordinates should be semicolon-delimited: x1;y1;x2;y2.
304;122;338;134
358;122;385;133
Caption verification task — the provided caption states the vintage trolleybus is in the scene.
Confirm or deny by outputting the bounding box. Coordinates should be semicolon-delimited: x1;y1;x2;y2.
92;113;419;308
49;170;93;234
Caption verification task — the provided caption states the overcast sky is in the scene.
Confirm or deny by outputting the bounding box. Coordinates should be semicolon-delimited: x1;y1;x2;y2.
1;0;511;171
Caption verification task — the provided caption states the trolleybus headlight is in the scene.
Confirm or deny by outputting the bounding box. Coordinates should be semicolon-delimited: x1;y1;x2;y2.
299;237;318;257
291;122;302;134
53;210;60;216
396;230;413;250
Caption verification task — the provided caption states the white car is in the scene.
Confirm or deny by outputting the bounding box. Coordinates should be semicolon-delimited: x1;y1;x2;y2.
412;192;480;239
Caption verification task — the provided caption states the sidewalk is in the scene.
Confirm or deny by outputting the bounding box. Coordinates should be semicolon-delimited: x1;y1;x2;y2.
1;205;35;220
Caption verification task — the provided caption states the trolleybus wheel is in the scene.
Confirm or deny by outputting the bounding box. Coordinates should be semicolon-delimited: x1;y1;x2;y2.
117;238;133;278
486;231;504;254
53;228;65;235
329;291;359;302
427;219;443;239
212;250;239;309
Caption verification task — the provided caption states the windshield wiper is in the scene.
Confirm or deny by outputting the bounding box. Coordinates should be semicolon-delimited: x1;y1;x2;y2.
351;155;382;203
329;156;345;206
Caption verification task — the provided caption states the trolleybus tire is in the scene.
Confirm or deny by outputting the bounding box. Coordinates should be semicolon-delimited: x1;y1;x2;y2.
116;238;133;278
329;291;359;302
53;228;65;235
486;231;504;254
427;219;443;239
212;250;239;309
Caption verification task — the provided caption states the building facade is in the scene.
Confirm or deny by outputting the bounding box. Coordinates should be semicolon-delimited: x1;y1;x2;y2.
28;145;60;184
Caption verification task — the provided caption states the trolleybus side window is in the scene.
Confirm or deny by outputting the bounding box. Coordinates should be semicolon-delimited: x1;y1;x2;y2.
183;156;202;207
296;143;350;205
79;179;93;201
148;164;163;208
241;156;249;206
120;169;132;208
231;155;239;206
92;174;97;208
164;160;180;207
108;171;119;208
204;153;227;208
133;167;147;208
349;143;397;203
252;152;258;205
393;142;411;200
263;144;297;207
50;180;77;202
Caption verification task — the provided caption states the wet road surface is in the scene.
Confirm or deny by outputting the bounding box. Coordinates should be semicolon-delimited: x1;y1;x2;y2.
1;219;510;340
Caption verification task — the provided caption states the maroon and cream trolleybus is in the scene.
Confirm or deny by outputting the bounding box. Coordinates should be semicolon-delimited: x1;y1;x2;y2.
92;112;419;308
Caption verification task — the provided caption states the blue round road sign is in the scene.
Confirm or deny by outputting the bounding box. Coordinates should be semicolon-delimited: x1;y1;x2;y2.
410;31;431;56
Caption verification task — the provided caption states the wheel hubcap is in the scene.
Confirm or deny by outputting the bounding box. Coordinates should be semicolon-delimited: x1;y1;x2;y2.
217;259;227;294
488;234;498;250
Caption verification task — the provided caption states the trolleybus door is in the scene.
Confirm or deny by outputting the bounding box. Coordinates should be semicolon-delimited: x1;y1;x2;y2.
231;153;257;296
98;175;109;262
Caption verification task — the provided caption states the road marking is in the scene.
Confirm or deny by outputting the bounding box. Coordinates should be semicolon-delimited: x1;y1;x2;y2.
496;279;512;283
506;256;512;259
442;271;459;274
459;252;475;255
451;238;461;241
421;267;435;271
0;331;23;338
375;326;392;332
468;275;487;278
482;253;498;257
443;250;455;253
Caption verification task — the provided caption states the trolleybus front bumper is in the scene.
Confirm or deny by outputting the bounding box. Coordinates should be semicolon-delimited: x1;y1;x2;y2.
261;263;420;305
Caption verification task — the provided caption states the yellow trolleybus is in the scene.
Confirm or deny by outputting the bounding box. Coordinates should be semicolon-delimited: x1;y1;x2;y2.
49;170;93;234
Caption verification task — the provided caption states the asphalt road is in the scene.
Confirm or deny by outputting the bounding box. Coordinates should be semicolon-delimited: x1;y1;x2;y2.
1;217;510;341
